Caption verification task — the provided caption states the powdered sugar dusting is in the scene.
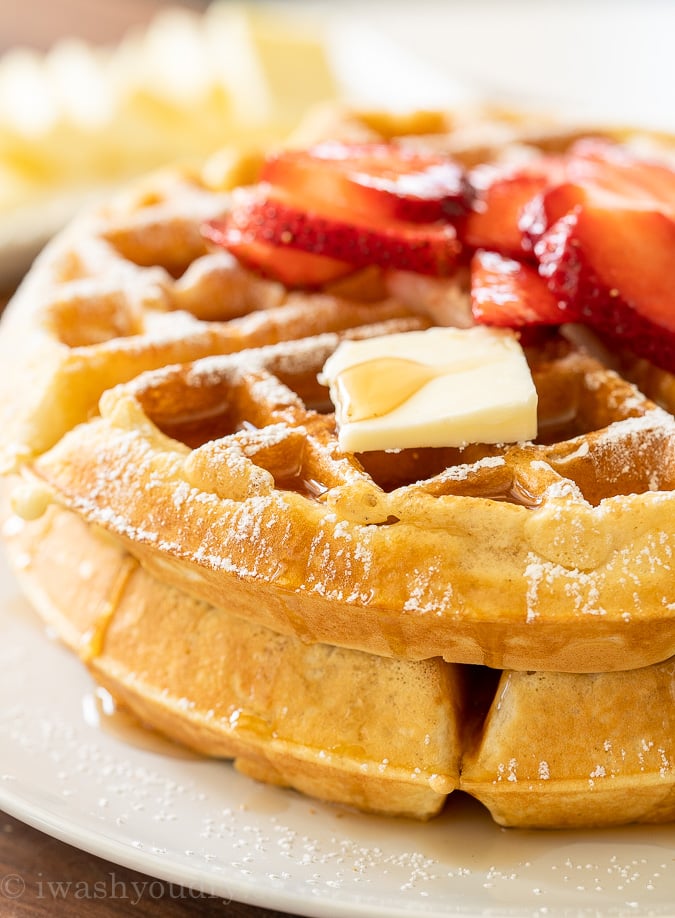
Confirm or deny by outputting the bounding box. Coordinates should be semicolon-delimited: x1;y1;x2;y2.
403;566;454;614
436;455;506;483
524;553;607;620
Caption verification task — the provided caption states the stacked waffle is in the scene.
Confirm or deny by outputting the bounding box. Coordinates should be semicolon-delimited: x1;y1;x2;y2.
1;107;674;828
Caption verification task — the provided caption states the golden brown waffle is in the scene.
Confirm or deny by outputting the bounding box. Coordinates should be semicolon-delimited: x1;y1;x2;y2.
2;106;675;828
16;329;675;673
461;660;675;828
1;497;461;821
0;161;415;472
286;102;674;165
2;499;673;828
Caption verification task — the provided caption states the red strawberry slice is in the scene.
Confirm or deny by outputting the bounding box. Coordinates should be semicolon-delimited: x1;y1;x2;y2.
261;141;473;224
463;157;567;257
211;186;462;278
568;138;675;213
521;140;675;246
203;219;354;287
466;141;675;259
537;206;675;370
520;181;589;247
471;250;570;326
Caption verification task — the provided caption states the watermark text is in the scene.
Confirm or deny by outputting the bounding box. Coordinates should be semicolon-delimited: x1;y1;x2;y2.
1;871;230;906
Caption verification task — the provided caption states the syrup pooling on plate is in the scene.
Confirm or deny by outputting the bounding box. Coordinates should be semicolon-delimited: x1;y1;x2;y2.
82;686;201;760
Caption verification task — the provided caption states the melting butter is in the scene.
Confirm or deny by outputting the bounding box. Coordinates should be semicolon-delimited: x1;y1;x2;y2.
320;326;538;453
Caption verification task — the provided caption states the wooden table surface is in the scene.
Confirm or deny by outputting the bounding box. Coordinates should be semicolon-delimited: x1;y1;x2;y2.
0;3;306;915
0;0;208;54
0;811;290;917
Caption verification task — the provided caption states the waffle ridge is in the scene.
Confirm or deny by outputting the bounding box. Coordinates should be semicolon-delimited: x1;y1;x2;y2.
26;329;675;672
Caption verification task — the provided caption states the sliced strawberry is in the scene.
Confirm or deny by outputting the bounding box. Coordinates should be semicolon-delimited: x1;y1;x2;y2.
212;186;462;278
520;182;587;247
537;206;675;370
261;141;473;224
467;141;675;260
463;157;567;257
471;250;570;326
203;219;354;287
568;138;675;214
521;140;675;247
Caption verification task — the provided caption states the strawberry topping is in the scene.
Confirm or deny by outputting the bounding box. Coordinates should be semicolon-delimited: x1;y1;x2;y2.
208;185;462;281
203;218;354;287
261;141;473;224
521;140;675;246
567;138;675;215
201;133;675;372
464;159;566;257
467;139;675;371
537;207;675;367
471;250;571;326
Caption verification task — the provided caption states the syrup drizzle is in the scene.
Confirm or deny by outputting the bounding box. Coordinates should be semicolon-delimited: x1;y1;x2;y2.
274;474;328;499
338;356;458;422
489;479;542;509
78;556;138;662
82;687;201;760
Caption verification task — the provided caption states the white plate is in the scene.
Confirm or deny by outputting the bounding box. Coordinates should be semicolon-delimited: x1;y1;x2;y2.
1;550;674;918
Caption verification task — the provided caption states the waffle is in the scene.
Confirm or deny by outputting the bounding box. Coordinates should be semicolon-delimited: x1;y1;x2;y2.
18;329;675;673
1;106;675;827
2;500;673;827
1;498;461;820
0;162;416;472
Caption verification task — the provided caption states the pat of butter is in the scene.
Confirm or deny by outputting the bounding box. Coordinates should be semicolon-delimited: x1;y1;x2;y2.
320;326;538;453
